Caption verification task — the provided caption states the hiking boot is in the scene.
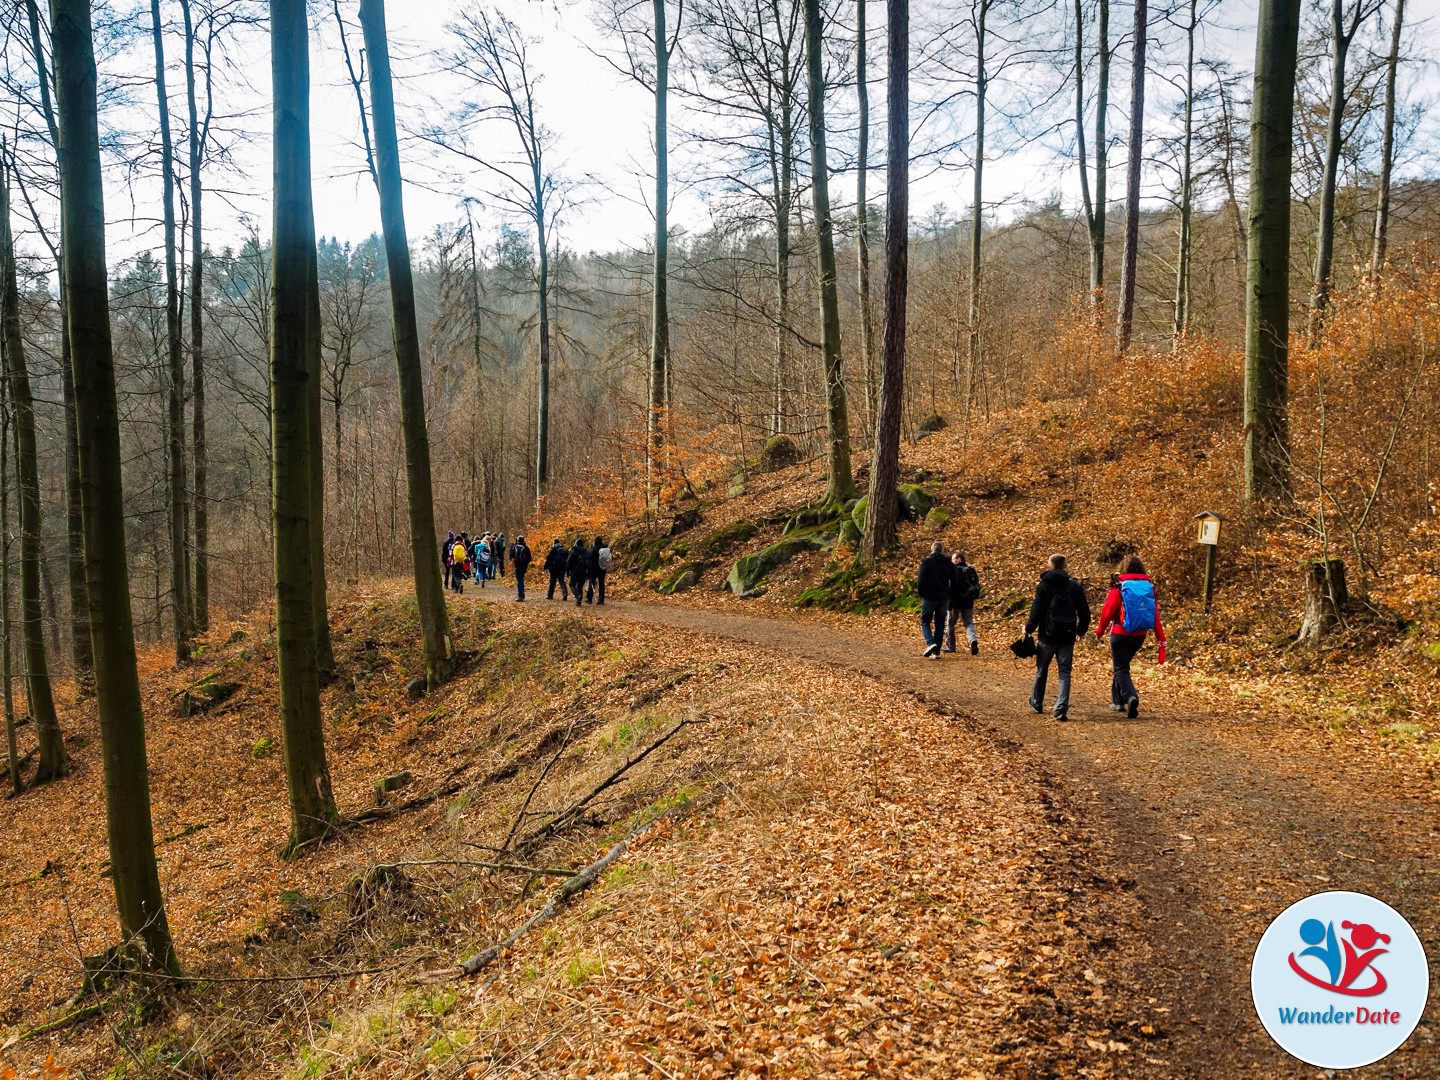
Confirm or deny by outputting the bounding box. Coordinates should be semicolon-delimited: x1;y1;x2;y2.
1029;699;1043;715
943;646;957;653
1056;711;1070;722
1126;696;1139;719
970;641;979;656
1109;703;1125;712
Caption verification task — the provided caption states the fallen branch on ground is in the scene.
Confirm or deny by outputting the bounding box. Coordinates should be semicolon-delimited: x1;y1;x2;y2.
373;859;576;878
517;716;705;851
500;716;578;852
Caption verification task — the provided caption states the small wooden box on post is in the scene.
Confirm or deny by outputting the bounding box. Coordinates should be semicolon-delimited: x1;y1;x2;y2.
1193;511;1225;611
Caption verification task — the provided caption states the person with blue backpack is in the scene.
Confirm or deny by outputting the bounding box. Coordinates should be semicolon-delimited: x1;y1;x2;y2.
1095;555;1168;718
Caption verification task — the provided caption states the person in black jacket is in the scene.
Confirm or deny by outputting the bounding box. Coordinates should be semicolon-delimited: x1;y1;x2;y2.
544;539;569;600
945;552;981;655
915;541;954;659
1023;554;1091;721
586;536;609;605
509;535;532;601
567;539;590;608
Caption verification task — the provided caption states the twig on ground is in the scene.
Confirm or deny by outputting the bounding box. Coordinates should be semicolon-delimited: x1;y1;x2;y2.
375;859;577;878
501;716;578;852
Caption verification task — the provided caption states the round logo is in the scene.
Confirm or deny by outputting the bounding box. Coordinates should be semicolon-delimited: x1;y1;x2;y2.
1251;891;1429;1069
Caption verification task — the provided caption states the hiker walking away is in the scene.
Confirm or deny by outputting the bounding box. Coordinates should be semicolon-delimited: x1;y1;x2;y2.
449;535;469;594
495;532;507;578
587;536;611;605
509;535;533;601
1095;555;1167;717
545;538;570;600
945;552;981;655
478;534;495;586
567;538;590;608
1023;554;1090;721
916;541;953;659
442;531;456;589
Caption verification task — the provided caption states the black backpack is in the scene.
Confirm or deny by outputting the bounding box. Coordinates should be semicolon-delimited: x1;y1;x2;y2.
960;565;981;604
1046;579;1079;638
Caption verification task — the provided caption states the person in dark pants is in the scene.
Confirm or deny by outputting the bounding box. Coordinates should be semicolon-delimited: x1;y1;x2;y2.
586;536;610;605
915;541;953;659
442;531;456;590
509;535;533;601
567;539;590;607
945;552;981;654
495;531;507;578
1023;554;1091;721
544;539;569;600
1095;555;1167;717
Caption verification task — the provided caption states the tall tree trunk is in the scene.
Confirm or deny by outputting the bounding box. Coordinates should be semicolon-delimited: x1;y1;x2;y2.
358;0;453;691
535;195;550;499
1077;0;1109;298
862;0;908;562
52;0;177;971
270;0;338;855
2;154;65;783
647;0;670;507
1174;0;1196;345
966;0;988;426
181;0;208;633
24;0;92;694
1370;0;1404;275
856;0;876;441
1309;0;1361;338
773;135;793;437
1;393;15;795
1244;0;1302;502
1115;0;1146;354
305;234;334;673
151;0;190;663
804;0;855;503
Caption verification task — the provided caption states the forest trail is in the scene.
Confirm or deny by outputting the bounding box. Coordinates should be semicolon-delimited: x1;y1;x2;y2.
504;592;1439;1078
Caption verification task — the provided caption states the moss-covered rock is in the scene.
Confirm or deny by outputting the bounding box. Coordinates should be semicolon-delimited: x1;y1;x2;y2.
726;537;824;596
177;678;240;717
627;535;671;574
704;520;756;557
898;483;937;521
837;519;862;547
782;504;842;536
924;506;951;530
759;433;804;472
796;566;919;615
916;412;949;433
659;563;705;595
850;495;869;532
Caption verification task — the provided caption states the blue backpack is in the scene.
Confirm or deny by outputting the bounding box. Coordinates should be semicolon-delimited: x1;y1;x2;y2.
1120;579;1157;634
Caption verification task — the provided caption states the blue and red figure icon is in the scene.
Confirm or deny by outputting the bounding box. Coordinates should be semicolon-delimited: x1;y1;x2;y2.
1289;918;1391;996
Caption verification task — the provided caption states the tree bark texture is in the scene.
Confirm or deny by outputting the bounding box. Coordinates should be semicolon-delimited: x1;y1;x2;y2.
1115;0;1146;354
863;0;908;561
181;0;209;632
305;220;335;674
1244;0;1302;502
647;0;671;505
1;167;65;782
966;0;988;424
804;0;855;503
1298;557;1348;646
856;0;876;440
1;397;16;795
1174;0;1196;344
358;0;454;691
1309;0;1364;337
52;0;177;971
151;0;191;663
270;0;338;854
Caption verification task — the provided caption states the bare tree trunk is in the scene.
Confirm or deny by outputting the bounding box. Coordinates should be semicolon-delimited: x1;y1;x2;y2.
1074;0;1109;298
1;393;15;794
1244;0;1302;502
306;226;335;673
862;0;908;562
52;0;177;971
181;0;209;632
151;0;191;663
1173;0;1196;345
1115;0;1146;354
535;195;550;499
270;0;338;855
1;153;65;783
804;0;856;503
647;0;671;507
24;0;92;695
966;0;989;425
358;0;453;691
856;0;876;440
1309;0;1365;339
1370;0;1403;276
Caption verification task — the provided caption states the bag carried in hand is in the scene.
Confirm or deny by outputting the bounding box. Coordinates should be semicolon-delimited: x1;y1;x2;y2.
1119;578;1157;633
1010;634;1037;659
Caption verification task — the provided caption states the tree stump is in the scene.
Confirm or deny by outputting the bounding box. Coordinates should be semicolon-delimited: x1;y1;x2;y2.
1298;558;1348;647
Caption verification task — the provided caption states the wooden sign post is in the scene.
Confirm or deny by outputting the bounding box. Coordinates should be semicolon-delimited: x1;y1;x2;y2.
1193;512;1225;612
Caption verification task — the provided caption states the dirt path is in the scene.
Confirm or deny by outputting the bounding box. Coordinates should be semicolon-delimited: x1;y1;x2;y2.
499;592;1439;1078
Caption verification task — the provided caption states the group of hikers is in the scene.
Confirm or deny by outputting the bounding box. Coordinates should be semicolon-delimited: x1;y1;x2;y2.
440;530;612;607
915;542;1167;723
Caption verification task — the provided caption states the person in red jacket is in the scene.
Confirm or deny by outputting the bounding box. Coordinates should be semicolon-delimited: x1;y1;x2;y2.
1095;555;1167;718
